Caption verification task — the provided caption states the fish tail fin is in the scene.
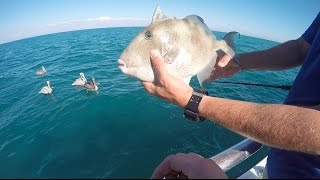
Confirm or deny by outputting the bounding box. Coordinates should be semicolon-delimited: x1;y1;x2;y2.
223;31;240;50
196;32;240;88
221;31;240;58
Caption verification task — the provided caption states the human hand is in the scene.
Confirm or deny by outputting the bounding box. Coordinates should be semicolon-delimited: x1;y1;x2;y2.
151;153;227;179
206;50;241;83
140;50;193;108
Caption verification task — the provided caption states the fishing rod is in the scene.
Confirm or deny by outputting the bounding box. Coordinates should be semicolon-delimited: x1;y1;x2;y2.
213;81;292;90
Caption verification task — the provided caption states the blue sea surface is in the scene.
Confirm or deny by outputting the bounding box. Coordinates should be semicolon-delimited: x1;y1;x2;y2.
0;27;299;178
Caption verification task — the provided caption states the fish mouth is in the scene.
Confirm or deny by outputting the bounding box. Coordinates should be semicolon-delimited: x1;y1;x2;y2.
118;59;128;74
118;59;138;77
118;59;126;67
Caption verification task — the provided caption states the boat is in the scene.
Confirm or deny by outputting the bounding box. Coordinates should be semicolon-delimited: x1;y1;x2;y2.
210;138;268;179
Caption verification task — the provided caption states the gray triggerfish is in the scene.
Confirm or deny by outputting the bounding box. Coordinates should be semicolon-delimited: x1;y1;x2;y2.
118;5;238;88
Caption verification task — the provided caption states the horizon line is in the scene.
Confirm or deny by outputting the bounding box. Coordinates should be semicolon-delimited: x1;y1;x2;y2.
0;26;281;46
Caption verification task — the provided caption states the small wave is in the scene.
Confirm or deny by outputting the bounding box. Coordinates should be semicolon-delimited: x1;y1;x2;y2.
0;27;297;178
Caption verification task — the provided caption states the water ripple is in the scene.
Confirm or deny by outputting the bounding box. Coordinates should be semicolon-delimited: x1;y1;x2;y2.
0;28;297;178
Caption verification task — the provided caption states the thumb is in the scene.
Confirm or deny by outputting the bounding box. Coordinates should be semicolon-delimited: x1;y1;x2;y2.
150;49;168;81
217;54;231;67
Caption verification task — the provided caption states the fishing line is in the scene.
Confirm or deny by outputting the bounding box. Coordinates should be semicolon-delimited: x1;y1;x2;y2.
212;81;292;90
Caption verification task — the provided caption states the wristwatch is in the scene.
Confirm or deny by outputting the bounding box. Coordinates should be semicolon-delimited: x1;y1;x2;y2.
184;89;208;122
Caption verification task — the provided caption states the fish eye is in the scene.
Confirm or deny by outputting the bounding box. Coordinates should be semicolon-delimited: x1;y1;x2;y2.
145;31;153;39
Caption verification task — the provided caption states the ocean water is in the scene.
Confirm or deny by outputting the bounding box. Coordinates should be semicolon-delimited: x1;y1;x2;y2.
0;27;299;178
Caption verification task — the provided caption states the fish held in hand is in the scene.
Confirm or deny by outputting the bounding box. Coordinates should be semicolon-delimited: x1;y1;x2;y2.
119;5;239;88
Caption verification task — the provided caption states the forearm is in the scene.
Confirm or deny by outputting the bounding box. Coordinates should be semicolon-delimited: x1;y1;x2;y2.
238;37;309;70
199;95;320;155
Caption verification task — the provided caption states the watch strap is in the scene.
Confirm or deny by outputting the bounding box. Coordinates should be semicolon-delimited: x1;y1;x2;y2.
184;89;207;122
186;91;203;113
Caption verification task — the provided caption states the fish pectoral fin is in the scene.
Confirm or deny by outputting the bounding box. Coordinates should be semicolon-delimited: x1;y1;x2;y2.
197;55;216;88
163;46;180;64
160;36;177;64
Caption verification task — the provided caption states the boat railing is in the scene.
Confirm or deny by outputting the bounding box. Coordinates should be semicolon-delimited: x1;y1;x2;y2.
210;138;269;178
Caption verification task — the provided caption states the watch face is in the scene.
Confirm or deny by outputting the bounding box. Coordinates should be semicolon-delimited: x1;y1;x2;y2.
194;88;208;95
192;91;204;97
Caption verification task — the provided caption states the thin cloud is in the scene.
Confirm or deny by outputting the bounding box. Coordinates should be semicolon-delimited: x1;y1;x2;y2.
87;16;112;22
45;16;148;28
1;16;149;44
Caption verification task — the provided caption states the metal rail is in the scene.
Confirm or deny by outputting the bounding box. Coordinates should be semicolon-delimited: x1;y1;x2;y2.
210;138;264;172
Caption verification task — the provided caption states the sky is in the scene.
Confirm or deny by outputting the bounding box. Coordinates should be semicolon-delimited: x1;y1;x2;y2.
0;0;319;44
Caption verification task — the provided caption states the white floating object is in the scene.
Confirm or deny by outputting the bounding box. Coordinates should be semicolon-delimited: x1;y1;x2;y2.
39;81;53;94
72;72;87;86
36;66;47;76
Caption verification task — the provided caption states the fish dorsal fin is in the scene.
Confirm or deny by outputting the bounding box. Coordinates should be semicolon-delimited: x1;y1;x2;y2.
151;5;169;24
184;15;204;24
184;15;213;36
